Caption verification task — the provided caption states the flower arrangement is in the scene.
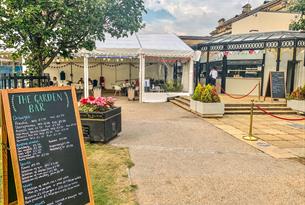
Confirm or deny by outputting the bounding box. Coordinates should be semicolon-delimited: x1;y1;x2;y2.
192;83;203;101
192;83;221;103
288;85;305;100
79;96;115;112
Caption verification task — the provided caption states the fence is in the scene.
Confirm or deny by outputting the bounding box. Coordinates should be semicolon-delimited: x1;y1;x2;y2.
0;73;51;89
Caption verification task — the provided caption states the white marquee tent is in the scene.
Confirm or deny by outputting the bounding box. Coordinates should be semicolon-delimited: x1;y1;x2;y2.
1;34;196;103
75;33;195;103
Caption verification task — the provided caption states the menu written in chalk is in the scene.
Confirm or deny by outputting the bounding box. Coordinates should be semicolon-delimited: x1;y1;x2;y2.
7;89;90;205
270;72;286;99
264;71;286;100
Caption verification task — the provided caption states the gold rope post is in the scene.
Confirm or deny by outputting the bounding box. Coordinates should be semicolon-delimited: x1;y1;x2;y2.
243;100;258;141
258;82;261;102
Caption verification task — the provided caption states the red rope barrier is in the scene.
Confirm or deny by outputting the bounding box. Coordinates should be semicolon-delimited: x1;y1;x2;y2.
217;84;258;100
255;105;305;121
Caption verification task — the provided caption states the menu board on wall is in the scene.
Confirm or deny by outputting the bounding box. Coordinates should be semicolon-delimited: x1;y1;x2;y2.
1;87;94;205
264;71;286;100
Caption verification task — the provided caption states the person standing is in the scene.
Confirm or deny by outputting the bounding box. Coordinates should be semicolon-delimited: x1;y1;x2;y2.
209;67;218;86
52;77;59;86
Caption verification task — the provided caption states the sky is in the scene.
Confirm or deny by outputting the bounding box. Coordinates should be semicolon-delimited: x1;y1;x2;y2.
142;0;264;36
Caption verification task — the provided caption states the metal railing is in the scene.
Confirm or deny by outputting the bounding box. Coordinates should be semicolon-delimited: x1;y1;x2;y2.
0;73;51;89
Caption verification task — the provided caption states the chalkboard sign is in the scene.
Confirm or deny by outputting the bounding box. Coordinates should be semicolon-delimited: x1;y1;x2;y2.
1;87;94;205
264;71;286;100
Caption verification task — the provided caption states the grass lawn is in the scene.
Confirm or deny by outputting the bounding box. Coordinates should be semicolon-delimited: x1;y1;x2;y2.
0;144;137;205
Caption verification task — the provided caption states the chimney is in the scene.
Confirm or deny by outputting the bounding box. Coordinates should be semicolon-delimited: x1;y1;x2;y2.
218;18;226;26
242;3;252;14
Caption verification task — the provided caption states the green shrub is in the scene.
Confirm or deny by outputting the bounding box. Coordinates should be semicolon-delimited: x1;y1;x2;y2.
288;85;305;100
192;84;221;103
200;84;221;103
165;80;183;92
192;83;203;101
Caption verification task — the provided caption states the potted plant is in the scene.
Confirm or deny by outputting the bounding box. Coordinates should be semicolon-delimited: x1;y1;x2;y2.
287;85;305;113
191;84;224;117
79;96;122;143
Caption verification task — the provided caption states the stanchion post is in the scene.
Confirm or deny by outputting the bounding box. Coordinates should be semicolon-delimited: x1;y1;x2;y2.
258;82;261;102
243;100;258;141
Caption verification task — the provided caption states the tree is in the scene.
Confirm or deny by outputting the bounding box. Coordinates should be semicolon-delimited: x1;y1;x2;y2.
290;0;305;31
0;0;146;75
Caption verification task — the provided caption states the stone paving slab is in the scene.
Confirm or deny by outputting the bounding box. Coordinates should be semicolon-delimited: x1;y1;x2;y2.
111;99;305;204
206;114;305;159
285;148;305;158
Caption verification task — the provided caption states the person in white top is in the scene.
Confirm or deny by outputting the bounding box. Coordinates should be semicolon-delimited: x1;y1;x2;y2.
209;67;218;86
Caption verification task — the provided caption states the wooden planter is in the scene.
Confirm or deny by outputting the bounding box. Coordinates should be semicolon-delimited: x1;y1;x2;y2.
80;107;122;143
287;100;305;113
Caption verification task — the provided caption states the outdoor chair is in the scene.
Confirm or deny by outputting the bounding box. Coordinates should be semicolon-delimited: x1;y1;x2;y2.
113;85;122;96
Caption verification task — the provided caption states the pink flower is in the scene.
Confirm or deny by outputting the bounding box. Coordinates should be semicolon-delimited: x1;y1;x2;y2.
79;96;116;111
88;96;96;104
94;97;107;107
106;97;115;107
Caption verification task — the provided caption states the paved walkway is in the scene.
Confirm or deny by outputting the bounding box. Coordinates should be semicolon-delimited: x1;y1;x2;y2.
206;115;305;159
112;98;305;205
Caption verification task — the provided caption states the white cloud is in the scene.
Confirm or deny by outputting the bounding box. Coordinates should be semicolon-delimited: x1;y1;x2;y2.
143;0;263;35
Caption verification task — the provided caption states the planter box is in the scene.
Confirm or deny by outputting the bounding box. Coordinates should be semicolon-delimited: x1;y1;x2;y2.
287;100;305;113
80;107;122;143
190;99;197;112
196;102;224;117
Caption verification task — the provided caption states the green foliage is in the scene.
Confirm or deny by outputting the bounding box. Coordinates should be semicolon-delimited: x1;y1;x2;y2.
290;0;305;31
192;84;221;103
0;0;146;75
79;104;104;112
288;85;305;100
192;83;203;101
165;80;183;92
200;84;221;103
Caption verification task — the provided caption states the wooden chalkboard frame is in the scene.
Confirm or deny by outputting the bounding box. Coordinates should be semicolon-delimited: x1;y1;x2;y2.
1;86;94;205
264;71;286;101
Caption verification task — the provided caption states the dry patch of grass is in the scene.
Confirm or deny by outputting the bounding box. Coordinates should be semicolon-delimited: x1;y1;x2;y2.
0;144;137;205
86;144;137;205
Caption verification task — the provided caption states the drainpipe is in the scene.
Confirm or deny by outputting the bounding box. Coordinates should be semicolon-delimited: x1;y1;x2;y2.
276;41;281;71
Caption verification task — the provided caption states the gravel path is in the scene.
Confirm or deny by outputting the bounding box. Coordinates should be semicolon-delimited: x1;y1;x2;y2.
112;100;305;205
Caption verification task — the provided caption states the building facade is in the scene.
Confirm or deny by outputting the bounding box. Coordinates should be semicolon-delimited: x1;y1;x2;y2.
210;0;295;37
197;31;305;97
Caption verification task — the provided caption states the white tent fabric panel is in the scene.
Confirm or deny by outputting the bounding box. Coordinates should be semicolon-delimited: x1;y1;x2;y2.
96;34;140;49
77;33;194;58
138;34;193;57
2;33;194;58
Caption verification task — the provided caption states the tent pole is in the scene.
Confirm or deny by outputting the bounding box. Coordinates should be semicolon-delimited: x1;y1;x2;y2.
84;55;89;98
129;63;132;82
139;54;145;103
189;57;194;95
